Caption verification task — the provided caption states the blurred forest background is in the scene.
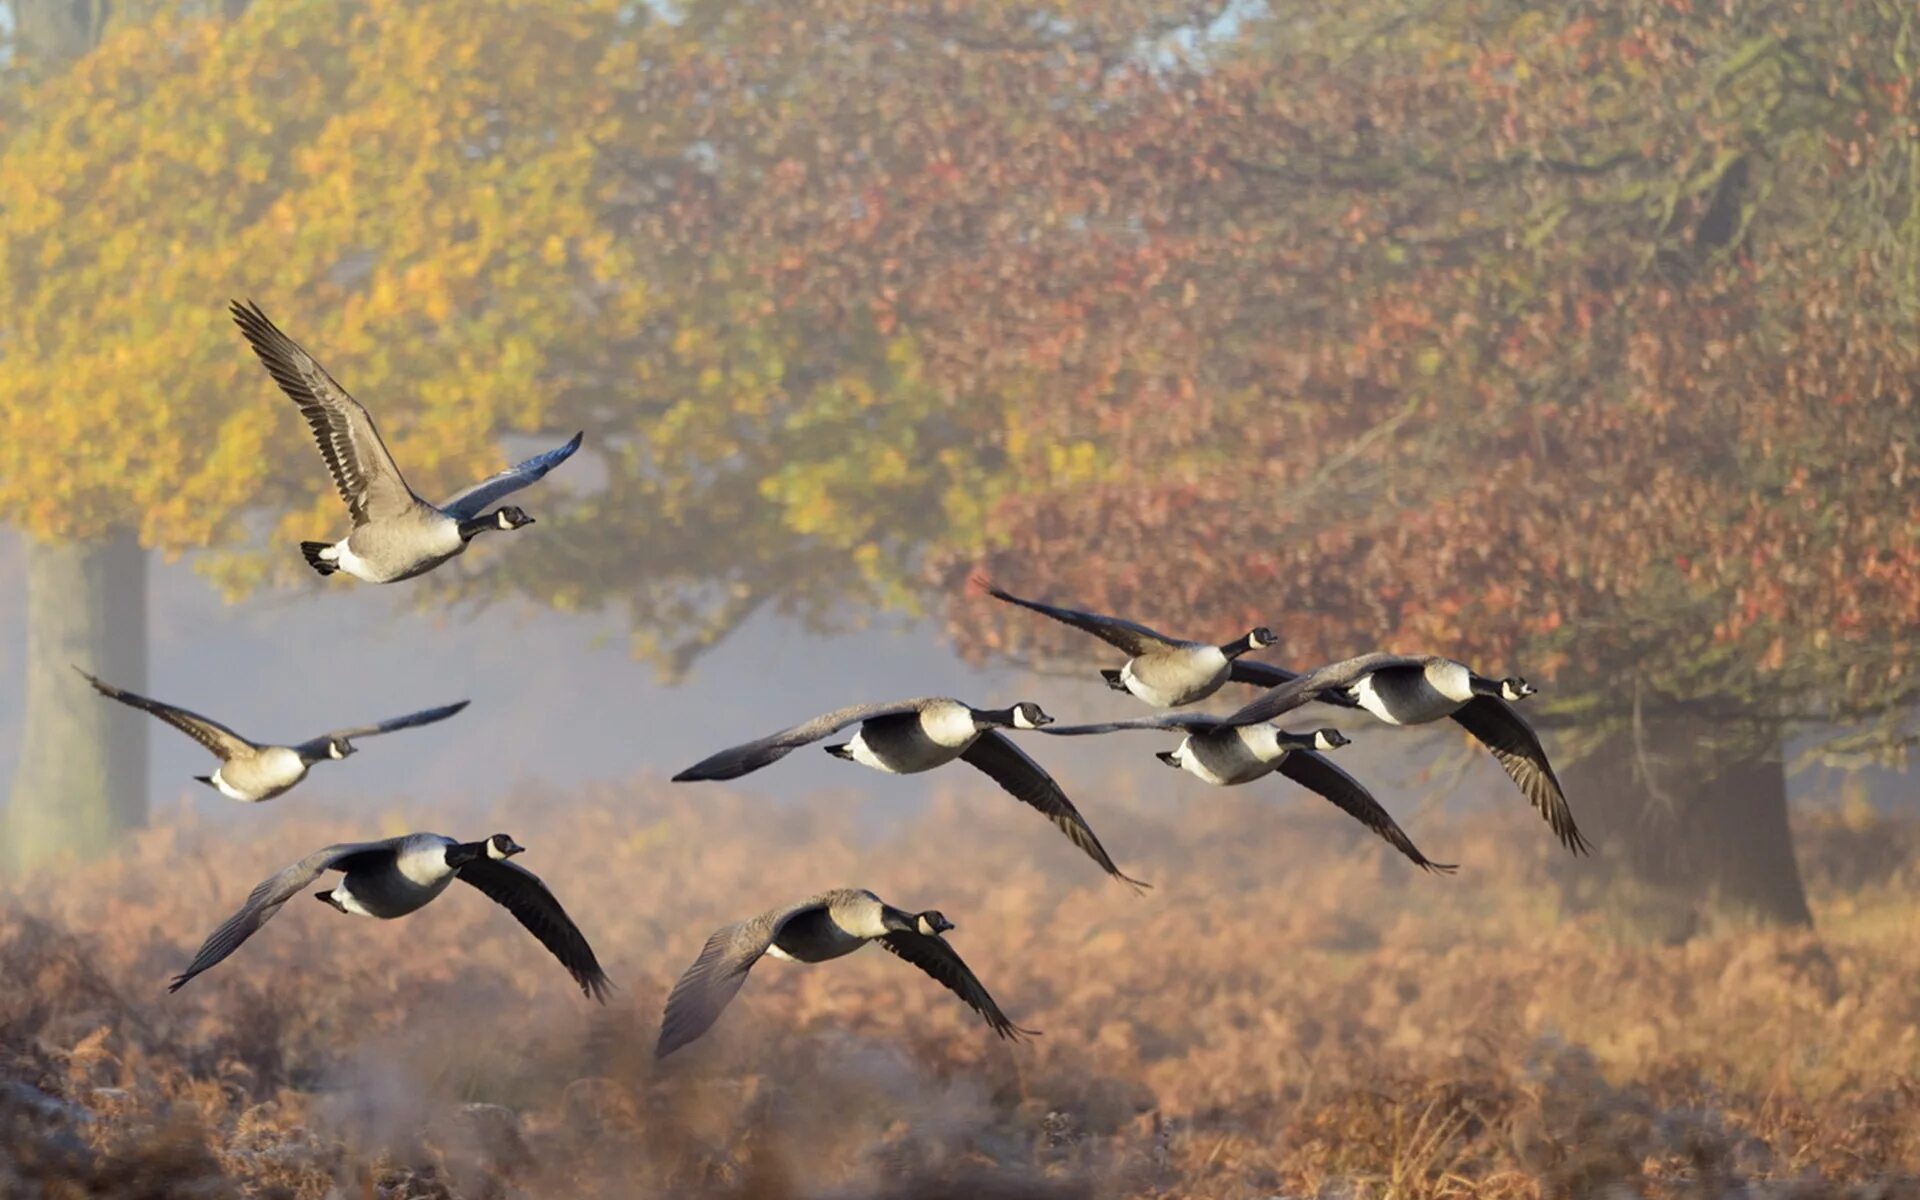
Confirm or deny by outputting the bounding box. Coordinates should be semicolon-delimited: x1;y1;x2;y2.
2;0;1918;1196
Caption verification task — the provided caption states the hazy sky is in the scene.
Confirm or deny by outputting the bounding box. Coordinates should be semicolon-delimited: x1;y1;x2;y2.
0;527;1891;841
0;530;1008;815
0;527;1279;829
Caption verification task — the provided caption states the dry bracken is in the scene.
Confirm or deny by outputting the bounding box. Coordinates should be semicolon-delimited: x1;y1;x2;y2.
2;776;1917;1198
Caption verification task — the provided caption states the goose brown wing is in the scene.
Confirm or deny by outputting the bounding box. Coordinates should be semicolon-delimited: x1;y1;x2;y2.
1275;751;1456;873
321;699;471;742
168;839;399;992
878;931;1037;1041
959;732;1149;890
1227;659;1302;689
1449;696;1589;854
1033;712;1228;737
1226;660;1366;708
975;578;1183;656
670;700;935;781
437;432;583;519
230;300;417;525
1221;654;1423;727
655;903;809;1058
456;858;610;1001
76;669;255;760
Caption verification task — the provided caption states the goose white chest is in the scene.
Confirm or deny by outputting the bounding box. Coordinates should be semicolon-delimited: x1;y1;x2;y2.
213;747;310;802
831;893;891;939
844;703;977;774
917;701;984;748
337;517;467;584
1172;729;1281;787
393;839;457;888
1349;668;1466;726
1121;645;1230;708
329;839;458;919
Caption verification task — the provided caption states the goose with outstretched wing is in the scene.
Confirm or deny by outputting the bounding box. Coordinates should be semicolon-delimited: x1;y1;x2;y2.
76;668;466;803
169;833;609;1000
972;572;1279;707
1040;712;1453;872
1221;655;1587;854
672;697;1147;890
656;888;1032;1058
230;300;581;584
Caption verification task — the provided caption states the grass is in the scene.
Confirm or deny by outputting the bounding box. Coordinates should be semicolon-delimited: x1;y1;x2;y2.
2;773;1918;1197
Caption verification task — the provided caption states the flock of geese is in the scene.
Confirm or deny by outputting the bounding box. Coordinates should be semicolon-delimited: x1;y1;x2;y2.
70;301;1588;1059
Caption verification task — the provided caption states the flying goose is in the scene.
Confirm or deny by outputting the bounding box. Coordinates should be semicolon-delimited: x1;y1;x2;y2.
1040;715;1454;872
76;668;466;803
1220;655;1588;854
672;698;1146;889
656;888;1032;1058
972;573;1277;708
168;832;609;998
229;301;582;584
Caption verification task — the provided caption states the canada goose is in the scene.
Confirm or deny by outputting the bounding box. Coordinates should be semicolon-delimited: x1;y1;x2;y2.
1221;655;1588;854
1040;715;1453;872
656;888;1032;1057
168;832;609;998
672;698;1146;889
75;668;466;803
972;573;1277;708
229;301;582;584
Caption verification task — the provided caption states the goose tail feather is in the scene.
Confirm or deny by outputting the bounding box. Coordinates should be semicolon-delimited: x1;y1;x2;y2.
299;542;338;576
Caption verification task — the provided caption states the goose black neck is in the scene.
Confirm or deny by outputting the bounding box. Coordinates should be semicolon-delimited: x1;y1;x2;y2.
1219;634;1257;658
879;905;916;935
444;839;491;869
457;515;499;543
975;706;1018;728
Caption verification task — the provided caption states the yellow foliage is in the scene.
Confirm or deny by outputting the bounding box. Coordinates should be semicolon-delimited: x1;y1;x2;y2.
0;0;1117;668
1043;440;1107;484
0;0;637;559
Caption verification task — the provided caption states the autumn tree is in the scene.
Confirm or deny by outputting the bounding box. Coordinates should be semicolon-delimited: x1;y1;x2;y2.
2;0;151;874
0;0;1006;868
0;0;655;868
566;0;1918;926
878;1;1916;925
8;0;1914;928
538;0;1270;667
0;0;1047;867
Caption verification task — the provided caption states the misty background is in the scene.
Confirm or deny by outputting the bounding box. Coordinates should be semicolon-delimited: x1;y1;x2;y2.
5;1;1920;1196
3;0;1918;914
0;524;1519;826
0;524;1899;833
0;527;1038;815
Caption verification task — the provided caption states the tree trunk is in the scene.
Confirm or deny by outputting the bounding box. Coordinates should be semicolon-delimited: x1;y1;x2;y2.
5;532;149;872
5;1;141;873
1565;712;1812;932
11;0;110;66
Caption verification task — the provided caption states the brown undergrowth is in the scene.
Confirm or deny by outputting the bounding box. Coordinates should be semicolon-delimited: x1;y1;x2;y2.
2;775;1918;1198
